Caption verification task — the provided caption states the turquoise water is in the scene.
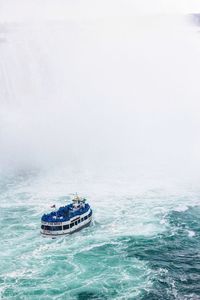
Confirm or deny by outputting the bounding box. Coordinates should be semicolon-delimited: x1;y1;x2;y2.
1;170;200;300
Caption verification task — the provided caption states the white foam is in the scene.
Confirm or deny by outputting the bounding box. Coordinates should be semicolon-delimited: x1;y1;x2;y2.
187;230;195;237
174;205;189;212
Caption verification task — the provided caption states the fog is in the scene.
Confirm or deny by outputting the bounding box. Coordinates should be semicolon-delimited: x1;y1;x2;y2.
1;1;200;179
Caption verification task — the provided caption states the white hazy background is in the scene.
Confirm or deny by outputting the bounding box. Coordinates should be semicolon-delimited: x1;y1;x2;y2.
0;0;200;181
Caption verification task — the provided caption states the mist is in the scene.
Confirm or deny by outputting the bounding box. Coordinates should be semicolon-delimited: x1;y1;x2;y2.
1;1;200;180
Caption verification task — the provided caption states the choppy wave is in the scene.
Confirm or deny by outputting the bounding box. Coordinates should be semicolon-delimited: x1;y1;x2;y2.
0;171;200;299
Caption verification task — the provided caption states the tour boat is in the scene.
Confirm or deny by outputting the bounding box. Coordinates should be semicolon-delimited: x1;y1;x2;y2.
41;195;92;237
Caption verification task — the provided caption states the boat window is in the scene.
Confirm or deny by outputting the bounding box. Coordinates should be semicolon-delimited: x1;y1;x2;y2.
81;218;84;222
75;221;78;226
42;225;62;231
70;223;74;228
52;226;62;231
42;225;52;230
63;224;69;230
84;216;87;220
78;219;80;224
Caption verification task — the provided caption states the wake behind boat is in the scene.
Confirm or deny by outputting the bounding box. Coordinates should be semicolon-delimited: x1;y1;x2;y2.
41;195;92;237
